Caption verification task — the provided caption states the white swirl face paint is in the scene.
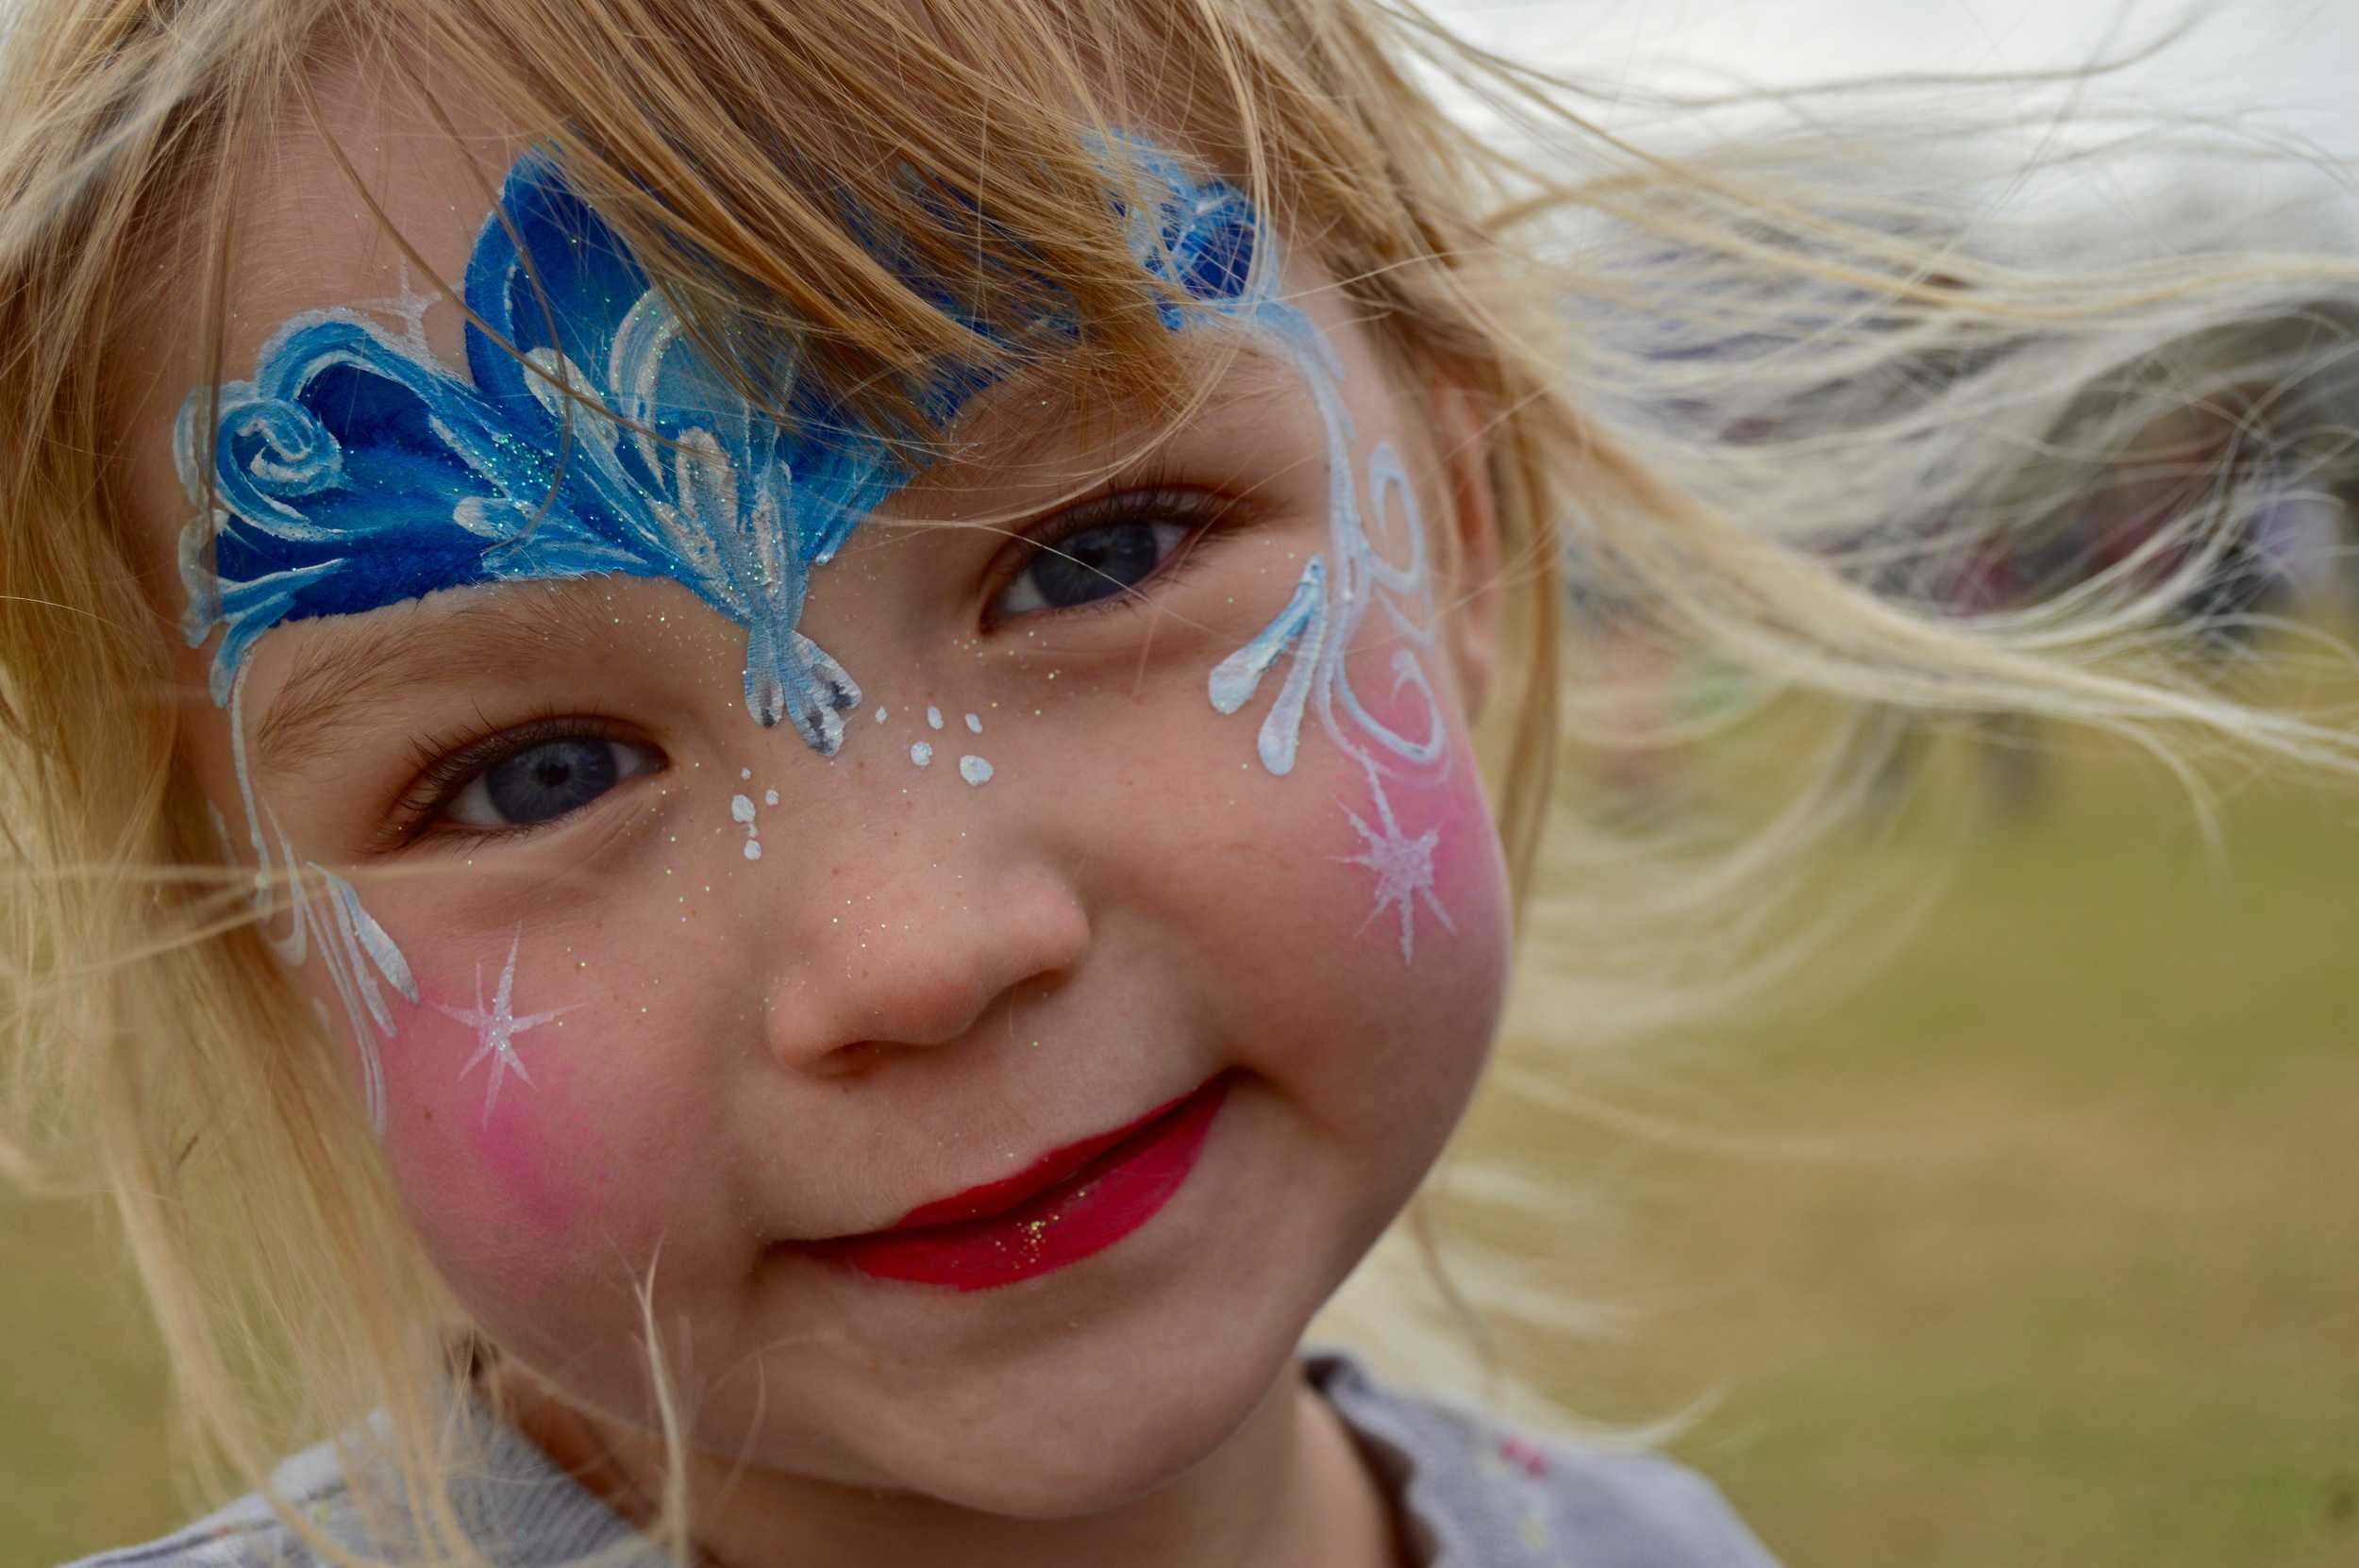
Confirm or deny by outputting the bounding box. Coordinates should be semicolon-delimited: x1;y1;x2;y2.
176;136;1283;1136
1204;298;1455;963
1209;557;1327;776
219;668;422;1135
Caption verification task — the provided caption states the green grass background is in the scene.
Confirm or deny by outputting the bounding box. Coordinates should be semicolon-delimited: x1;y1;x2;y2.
6;729;2356;1566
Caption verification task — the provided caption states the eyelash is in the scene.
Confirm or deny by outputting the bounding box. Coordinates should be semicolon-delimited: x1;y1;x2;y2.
981;477;1249;628
386;477;1252;847
385;710;644;850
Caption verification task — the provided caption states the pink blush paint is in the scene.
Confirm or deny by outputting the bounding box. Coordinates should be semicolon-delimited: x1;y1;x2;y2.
377;993;586;1249
1393;747;1508;925
1323;647;1507;966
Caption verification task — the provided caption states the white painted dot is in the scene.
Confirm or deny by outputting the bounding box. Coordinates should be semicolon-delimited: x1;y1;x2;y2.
743;840;762;861
739;767;751;780
910;742;934;767
959;755;994;787
729;793;756;825
964;712;982;734
926;705;945;730
763;789;778;807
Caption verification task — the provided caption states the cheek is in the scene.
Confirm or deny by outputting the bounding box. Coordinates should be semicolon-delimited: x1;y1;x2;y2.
380;1003;592;1243
1316;736;1511;1069
1384;746;1512;966
1334;626;1513;961
1213;630;1514;1135
367;972;699;1310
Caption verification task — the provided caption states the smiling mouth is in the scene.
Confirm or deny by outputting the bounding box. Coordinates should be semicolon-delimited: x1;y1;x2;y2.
805;1076;1230;1292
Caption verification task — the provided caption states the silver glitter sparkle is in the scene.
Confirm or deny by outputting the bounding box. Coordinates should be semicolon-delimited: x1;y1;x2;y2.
435;929;571;1124
1334;768;1453;964
1206;305;1458;965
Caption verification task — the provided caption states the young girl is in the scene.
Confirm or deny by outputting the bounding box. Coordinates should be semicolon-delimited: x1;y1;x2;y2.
5;2;2354;1565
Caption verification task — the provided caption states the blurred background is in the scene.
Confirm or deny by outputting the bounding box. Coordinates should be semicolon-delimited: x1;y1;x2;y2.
7;2;2359;1565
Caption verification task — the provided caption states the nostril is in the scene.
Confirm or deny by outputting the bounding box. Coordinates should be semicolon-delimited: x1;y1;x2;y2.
810;1039;889;1078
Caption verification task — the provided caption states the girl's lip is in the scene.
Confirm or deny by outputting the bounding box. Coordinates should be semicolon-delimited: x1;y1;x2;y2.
806;1076;1230;1291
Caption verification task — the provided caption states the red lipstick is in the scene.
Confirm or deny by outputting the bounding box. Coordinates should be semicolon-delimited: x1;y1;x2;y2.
809;1077;1229;1291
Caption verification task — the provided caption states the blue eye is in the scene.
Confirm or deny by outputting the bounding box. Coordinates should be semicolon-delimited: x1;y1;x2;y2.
445;735;660;829
996;518;1192;615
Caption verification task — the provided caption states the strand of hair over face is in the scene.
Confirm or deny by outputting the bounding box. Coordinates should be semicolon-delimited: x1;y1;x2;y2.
5;1;2359;1561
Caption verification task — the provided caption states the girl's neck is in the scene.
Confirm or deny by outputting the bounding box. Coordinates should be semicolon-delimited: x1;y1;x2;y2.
500;1357;1407;1568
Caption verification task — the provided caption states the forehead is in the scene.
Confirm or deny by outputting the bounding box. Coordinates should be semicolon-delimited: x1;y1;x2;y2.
165;60;1246;417
256;83;518;357
124;68;1262;533
137;67;1303;753
121;80;517;551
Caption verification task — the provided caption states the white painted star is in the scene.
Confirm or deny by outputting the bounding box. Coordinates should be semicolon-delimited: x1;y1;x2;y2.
434;929;570;1124
1334;786;1454;965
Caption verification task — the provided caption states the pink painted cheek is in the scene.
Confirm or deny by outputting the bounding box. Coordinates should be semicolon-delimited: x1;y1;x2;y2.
1390;753;1511;937
369;990;659;1282
1252;712;1511;1156
1327;643;1512;957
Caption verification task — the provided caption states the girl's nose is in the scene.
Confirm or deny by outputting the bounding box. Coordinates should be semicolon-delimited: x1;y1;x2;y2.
757;859;1091;1076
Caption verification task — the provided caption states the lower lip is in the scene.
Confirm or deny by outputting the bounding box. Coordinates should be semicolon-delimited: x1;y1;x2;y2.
810;1079;1229;1292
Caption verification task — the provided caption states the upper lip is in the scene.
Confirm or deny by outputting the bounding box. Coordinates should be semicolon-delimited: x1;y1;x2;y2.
821;1082;1209;1240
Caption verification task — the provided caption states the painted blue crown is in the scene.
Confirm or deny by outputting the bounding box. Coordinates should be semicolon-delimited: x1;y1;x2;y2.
177;137;1267;750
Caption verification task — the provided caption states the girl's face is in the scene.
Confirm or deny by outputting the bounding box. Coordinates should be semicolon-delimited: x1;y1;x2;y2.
125;102;1511;1515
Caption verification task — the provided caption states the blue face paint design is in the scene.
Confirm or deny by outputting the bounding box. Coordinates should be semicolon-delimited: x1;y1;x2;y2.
1191;280;1459;962
183;124;1446;1144
176;137;1263;751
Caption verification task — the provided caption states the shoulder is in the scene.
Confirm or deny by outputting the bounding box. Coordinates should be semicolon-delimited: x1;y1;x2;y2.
57;1403;647;1568
59;1441;353;1568
1308;1350;1782;1568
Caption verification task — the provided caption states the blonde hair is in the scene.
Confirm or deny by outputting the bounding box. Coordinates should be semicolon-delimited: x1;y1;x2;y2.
6;0;2358;1561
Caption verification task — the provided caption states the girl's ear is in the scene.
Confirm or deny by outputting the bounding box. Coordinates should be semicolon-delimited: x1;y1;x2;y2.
1427;382;1504;719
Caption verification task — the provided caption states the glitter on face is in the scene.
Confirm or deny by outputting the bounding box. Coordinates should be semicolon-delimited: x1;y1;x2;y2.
176;137;1265;755
1200;276;1456;961
1335;763;1454;963
218;668;419;1136
171;139;1277;1137
958;754;994;787
433;927;572;1125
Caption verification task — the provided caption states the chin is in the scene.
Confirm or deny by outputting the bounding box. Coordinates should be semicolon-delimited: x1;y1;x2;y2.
789;1265;1322;1520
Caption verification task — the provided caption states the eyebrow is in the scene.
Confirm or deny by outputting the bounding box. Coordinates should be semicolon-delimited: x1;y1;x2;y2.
246;339;1313;781
252;589;612;782
928;335;1303;488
